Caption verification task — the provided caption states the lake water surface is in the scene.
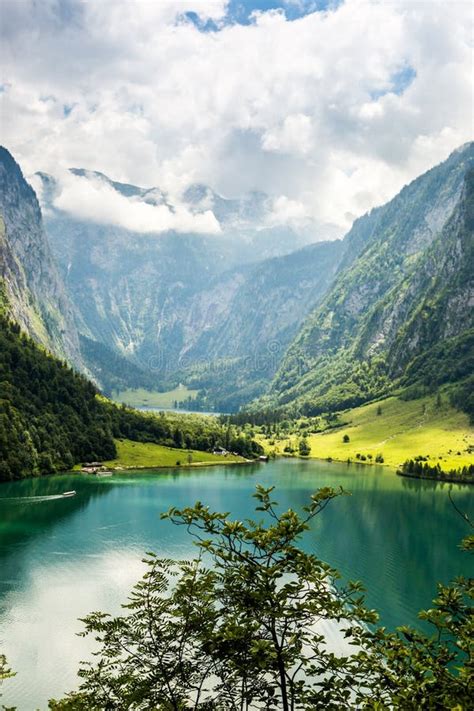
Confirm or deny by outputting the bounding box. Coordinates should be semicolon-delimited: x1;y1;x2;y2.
0;459;471;709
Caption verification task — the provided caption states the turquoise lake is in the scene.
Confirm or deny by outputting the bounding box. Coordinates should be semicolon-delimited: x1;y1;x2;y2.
0;459;471;709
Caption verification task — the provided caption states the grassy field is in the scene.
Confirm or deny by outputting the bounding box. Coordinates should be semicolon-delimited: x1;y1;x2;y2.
112;385;199;409
261;395;473;471
103;439;245;469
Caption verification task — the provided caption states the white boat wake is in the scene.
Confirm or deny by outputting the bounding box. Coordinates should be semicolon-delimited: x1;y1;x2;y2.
0;494;71;503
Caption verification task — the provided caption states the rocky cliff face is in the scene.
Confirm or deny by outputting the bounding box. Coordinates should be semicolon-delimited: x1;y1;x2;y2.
266;142;474;414
0;147;84;370
382;165;474;378
183;239;345;364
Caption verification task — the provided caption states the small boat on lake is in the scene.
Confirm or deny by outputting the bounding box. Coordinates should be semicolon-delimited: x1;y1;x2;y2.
62;491;76;497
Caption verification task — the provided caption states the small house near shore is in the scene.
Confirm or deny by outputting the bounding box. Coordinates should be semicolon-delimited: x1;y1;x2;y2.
81;462;106;473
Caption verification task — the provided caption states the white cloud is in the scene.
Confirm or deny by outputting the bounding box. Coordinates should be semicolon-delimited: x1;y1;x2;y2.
262;114;315;155
266;195;310;228
53;172;221;234
1;0;472;233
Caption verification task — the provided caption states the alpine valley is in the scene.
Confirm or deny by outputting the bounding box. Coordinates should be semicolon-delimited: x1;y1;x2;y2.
263;142;474;417
0;142;473;482
34;165;344;410
3;142;471;417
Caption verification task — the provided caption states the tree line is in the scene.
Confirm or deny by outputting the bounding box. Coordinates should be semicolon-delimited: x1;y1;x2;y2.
399;459;474;482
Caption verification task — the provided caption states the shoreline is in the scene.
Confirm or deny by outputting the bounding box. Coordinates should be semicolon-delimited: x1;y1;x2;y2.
265;449;474;476
272;453;474;484
5;453;473;484
0;457;259;486
84;455;387;474
396;470;474;485
278;452;392;469
104;458;257;473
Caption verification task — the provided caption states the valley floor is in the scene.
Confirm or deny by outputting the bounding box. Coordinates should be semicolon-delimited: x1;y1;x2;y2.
261;395;474;472
102;439;246;469
112;386;199;409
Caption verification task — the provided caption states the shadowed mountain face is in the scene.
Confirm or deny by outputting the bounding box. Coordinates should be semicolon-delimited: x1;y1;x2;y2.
263;142;474;415
173;239;347;410
0;148;84;371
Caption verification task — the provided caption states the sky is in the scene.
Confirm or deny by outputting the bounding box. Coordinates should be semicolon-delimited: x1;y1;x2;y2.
1;0;473;236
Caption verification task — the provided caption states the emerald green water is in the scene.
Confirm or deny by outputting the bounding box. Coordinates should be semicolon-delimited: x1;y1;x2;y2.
0;459;471;709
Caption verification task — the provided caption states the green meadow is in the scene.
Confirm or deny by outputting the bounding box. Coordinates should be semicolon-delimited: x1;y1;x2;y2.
262;395;473;471
112;385;199;409
103;439;245;469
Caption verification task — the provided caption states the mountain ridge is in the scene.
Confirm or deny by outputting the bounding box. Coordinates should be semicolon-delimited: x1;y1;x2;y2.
260;142;474;415
0;147;85;372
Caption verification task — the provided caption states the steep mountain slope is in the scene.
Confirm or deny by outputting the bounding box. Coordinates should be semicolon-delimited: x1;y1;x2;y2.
183;239;345;363
365;168;473;382
265;142;474;415
38;173;310;363
0;313;116;481
178;239;346;410
0;147;84;370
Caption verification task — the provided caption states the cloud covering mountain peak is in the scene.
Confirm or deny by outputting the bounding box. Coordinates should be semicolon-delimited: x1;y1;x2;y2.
32;169;222;235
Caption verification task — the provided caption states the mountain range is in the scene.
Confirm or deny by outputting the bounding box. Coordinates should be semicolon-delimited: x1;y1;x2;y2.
0;142;472;416
33;163;345;408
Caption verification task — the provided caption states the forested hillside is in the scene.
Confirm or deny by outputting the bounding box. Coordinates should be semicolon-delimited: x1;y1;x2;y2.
79;334;163;395
0;309;261;482
261;143;474;416
0;312;115;480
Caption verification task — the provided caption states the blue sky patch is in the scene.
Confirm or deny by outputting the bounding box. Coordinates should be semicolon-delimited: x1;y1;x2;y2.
184;0;339;32
370;65;417;100
391;65;417;95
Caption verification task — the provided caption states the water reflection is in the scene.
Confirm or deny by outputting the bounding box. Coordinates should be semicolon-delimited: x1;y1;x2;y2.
0;461;471;709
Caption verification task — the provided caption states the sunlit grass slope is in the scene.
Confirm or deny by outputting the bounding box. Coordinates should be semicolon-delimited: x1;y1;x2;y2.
104;439;245;469
112;385;198;409
266;396;473;470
